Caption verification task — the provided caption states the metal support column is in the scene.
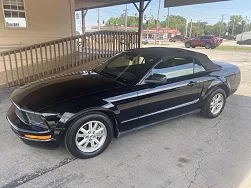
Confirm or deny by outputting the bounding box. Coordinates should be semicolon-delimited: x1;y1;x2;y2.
133;0;151;48
81;9;88;34
138;0;144;48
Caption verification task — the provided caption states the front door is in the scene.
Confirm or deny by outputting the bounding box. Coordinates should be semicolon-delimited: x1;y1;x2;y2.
136;57;204;126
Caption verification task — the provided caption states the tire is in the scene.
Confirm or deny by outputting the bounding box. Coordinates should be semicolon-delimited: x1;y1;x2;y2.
211;46;216;49
201;88;226;119
185;42;191;48
65;112;113;159
169;39;173;42
205;43;211;49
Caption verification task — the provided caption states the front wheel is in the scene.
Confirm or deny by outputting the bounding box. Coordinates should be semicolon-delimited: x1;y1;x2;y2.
65;113;113;159
205;43;211;49
185;42;191;48
201;88;226;118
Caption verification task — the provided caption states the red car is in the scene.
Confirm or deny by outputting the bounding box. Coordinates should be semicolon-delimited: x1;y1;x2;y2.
185;35;220;49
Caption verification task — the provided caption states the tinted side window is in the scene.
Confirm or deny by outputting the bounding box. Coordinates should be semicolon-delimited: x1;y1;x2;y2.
194;59;206;73
152;57;194;79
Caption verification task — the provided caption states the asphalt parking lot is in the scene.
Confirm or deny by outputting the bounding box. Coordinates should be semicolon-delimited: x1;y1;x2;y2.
0;46;251;188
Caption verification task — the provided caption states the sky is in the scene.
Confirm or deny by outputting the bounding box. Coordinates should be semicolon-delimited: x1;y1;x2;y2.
75;0;251;32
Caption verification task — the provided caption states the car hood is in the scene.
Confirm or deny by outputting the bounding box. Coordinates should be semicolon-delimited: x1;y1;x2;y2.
11;71;123;112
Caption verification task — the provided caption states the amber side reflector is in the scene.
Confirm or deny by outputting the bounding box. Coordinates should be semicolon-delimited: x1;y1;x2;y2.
24;134;51;140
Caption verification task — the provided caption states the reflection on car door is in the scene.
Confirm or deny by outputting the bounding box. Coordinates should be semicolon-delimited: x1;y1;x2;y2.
136;57;206;126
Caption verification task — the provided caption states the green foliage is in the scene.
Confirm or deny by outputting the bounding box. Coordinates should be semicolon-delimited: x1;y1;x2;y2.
162;15;187;34
105;14;138;27
105;14;250;38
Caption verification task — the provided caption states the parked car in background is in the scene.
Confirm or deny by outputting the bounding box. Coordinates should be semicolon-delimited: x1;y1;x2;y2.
142;39;149;45
185;35;220;49
7;47;240;159
169;35;188;43
237;39;251;45
217;37;223;43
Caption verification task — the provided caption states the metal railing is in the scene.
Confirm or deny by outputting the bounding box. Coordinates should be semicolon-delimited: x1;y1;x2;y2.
0;31;138;87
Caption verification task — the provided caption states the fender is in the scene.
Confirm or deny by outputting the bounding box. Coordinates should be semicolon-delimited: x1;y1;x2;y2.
57;107;120;139
202;77;230;100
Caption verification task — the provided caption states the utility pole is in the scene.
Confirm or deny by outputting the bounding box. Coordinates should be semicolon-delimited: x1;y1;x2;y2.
167;7;170;27
197;20;201;36
240;16;248;42
219;14;225;38
81;9;88;34
124;4;128;31
185;18;188;37
98;8;100;31
189;19;193;38
155;0;161;44
232;17;235;36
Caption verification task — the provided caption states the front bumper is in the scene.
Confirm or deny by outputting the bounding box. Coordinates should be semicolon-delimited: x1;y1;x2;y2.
6;105;58;142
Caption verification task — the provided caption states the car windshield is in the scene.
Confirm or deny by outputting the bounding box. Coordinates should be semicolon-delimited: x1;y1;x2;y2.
94;52;159;85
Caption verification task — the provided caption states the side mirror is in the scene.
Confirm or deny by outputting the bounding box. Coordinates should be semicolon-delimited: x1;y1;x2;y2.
145;74;167;84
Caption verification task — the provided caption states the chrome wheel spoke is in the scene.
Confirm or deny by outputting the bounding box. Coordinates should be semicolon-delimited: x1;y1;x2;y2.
80;128;89;135
78;138;88;146
76;133;85;138
95;128;105;137
90;139;95;148
94;138;100;145
88;122;92;132
83;140;89;148
93;122;98;131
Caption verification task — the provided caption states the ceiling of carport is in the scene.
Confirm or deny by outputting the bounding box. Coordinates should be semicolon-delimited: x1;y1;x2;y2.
75;0;149;10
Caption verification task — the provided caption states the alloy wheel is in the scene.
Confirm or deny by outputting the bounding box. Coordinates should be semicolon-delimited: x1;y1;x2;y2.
210;93;224;115
75;121;107;153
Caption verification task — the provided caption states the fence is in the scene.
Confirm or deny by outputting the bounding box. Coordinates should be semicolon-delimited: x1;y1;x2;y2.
0;31;138;87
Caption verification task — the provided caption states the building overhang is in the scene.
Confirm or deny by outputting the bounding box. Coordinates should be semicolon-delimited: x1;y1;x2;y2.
164;0;230;7
75;0;150;10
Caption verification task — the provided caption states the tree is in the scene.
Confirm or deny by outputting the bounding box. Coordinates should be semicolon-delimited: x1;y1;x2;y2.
161;15;187;34
228;15;243;36
104;14;248;39
105;14;139;27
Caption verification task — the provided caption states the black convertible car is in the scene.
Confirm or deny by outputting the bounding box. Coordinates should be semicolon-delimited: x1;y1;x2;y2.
7;47;240;159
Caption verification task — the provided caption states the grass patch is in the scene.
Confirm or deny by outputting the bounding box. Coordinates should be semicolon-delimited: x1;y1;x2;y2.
215;46;251;51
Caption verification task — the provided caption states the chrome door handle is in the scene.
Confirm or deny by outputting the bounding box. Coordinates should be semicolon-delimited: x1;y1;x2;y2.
188;81;197;86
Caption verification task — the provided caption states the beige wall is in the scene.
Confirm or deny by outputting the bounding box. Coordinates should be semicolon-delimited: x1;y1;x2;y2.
0;0;76;46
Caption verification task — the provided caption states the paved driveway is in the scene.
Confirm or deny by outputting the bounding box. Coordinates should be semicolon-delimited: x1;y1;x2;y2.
0;48;251;188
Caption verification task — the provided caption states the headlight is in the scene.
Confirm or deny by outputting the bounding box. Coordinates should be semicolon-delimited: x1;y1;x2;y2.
15;107;48;128
26;111;45;126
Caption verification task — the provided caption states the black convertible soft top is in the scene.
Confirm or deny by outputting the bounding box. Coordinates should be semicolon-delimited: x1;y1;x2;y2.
127;47;220;71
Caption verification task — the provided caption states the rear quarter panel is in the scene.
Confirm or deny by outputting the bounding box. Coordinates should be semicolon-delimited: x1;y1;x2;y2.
210;61;241;96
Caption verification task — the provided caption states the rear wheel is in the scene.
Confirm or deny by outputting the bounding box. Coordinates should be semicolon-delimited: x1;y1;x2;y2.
201;88;226;118
65;113;113;159
185;42;191;48
205;43;211;49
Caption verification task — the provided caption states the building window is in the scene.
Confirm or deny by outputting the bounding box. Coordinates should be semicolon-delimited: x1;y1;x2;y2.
2;0;27;28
